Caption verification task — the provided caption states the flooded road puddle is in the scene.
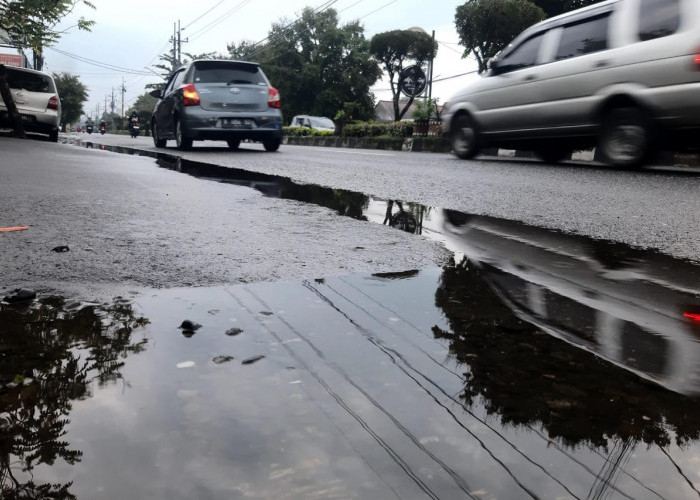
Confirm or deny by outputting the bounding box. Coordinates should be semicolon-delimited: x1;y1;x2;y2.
18;140;697;497
3;250;700;498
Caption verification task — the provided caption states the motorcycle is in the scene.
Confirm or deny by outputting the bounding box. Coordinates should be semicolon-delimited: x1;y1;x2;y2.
129;118;140;138
99;124;106;135
86;124;93;134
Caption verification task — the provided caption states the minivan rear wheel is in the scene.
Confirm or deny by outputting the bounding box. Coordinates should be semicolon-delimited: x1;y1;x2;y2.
598;107;652;168
451;114;480;160
175;119;192;150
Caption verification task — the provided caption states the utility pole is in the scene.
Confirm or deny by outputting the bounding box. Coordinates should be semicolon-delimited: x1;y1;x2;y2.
111;88;115;114
104;95;108;119
120;78;126;119
170;20;188;66
428;30;435;102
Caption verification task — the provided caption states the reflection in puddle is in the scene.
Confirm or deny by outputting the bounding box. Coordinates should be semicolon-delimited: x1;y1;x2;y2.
2;259;700;498
0;296;149;498
56;140;700;498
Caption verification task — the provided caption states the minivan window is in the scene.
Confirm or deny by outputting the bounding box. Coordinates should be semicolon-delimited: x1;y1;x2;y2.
638;0;680;41
193;62;266;85
556;13;610;61
6;69;55;93
494;33;545;74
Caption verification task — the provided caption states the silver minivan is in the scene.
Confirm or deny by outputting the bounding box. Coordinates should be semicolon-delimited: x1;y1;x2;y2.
444;0;700;167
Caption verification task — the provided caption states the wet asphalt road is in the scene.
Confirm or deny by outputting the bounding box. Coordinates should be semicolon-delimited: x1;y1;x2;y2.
75;132;700;263
0;136;450;298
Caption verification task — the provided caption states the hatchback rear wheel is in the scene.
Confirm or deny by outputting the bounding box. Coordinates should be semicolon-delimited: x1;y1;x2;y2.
152;121;166;148
175;119;192;150
598;107;652;168
451;114;480;160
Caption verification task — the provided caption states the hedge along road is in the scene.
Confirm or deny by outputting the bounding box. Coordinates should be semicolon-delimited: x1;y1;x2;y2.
65;133;700;264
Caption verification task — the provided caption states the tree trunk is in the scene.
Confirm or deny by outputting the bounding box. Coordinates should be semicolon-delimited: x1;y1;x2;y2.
0;64;27;139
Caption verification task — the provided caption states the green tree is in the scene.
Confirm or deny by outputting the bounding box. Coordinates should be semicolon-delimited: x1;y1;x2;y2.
0;0;94;137
531;0;600;17
233;7;380;122
370;29;437;121
53;72;88;128
145;50;220;92
455;0;546;74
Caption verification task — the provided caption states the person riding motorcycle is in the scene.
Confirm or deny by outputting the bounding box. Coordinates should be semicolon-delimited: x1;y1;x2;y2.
129;111;140;137
99;120;106;134
85;117;94;134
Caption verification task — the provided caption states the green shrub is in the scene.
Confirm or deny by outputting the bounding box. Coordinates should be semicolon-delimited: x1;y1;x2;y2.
342;121;414;138
283;126;335;137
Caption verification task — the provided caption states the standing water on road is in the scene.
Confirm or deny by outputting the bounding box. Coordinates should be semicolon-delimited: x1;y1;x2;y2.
3;228;700;498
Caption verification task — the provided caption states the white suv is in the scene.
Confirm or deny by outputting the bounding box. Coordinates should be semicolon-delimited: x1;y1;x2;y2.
444;0;700;167
0;66;61;142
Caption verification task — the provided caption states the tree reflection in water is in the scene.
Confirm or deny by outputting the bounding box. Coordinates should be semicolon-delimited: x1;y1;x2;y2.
0;296;149;499
433;258;700;451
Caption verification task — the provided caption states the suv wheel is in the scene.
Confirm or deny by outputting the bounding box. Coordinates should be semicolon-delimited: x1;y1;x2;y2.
48;130;58;143
175;119;192;150
153;121;166;148
535;146;572;164
263;138;281;152
451;114;480;160
598;107;652;168
227;139;241;150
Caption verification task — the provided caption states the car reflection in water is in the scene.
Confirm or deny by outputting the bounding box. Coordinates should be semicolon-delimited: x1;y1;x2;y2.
441;209;700;396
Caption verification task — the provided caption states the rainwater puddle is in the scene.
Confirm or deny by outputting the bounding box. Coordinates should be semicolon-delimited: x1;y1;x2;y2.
3;253;700;498
25;140;699;498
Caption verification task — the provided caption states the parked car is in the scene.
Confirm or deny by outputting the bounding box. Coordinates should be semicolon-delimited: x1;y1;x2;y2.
444;0;700;167
290;115;335;131
150;59;283;151
0;66;61;142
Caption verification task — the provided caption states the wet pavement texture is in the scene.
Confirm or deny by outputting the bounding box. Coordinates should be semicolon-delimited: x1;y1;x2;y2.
3;222;700;498
0;138;450;296
66;133;700;263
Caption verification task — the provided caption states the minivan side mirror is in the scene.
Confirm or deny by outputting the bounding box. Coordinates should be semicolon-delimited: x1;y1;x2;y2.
149;89;162;99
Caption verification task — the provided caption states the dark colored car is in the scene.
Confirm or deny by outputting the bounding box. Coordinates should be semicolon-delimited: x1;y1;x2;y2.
149;59;283;151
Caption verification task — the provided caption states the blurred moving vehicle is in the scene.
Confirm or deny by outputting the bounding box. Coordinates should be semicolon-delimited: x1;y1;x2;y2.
290;115;335;131
444;0;700;168
150;59;283;151
0;66;61;142
441;210;700;395
129;113;140;138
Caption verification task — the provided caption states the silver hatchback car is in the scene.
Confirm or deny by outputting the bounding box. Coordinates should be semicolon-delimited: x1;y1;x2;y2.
444;0;700;167
0;66;61;142
150;59;283;151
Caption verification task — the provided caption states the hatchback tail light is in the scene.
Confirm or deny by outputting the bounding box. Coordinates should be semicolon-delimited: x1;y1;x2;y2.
182;84;200;106
268;87;281;109
48;95;59;110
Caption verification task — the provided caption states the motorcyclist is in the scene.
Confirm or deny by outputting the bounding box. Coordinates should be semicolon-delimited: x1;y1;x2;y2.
129;111;139;127
85;117;94;134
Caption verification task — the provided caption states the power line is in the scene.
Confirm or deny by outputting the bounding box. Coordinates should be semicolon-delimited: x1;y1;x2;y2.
46;47;152;75
187;0;255;42
182;0;229;31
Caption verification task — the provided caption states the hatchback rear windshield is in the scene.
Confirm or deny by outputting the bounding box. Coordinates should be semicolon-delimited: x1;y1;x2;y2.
6;69;56;93
192;62;267;85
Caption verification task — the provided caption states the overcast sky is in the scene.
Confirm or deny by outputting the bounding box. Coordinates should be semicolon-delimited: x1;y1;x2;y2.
42;0;481;119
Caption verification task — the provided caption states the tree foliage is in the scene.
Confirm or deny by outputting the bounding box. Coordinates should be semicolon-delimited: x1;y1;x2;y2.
530;0;601;17
0;0;95;68
230;8;380;122
145;50;220;91
53;72;88;126
455;0;546;74
370;29;437;121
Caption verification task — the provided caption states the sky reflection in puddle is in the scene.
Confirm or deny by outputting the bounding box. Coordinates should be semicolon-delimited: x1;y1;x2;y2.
3;257;700;499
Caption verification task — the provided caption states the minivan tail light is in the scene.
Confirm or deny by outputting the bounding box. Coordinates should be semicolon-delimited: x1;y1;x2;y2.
47;95;59;110
182;84;200;106
268;87;280;108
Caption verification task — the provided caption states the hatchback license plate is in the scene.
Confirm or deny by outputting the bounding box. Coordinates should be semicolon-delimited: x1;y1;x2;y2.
222;118;252;129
